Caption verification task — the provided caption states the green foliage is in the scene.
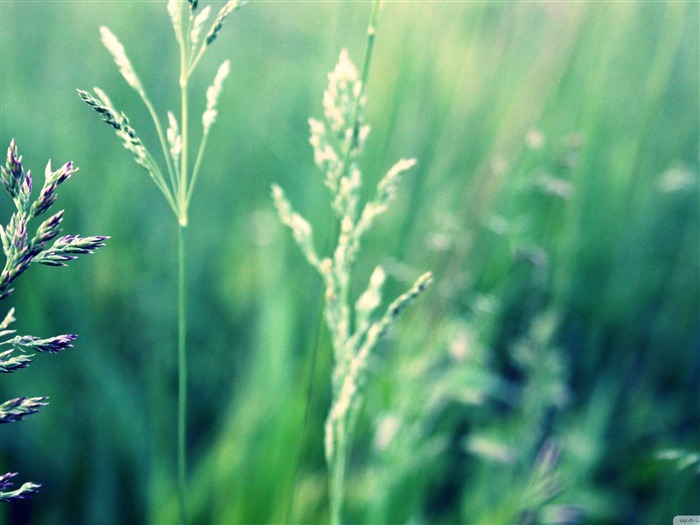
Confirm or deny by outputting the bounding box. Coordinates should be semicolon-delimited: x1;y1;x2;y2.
0;1;697;524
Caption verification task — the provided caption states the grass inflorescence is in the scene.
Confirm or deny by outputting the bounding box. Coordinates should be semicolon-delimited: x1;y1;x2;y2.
0;140;107;503
78;1;242;522
273;3;432;522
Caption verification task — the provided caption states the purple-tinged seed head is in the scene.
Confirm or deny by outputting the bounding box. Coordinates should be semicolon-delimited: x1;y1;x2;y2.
5;334;77;354
0;472;41;502
0;284;14;301
34;210;64;244
0;472;18;492
34;334;77;353
52;161;75;185
1;140;24;200
21;169;32;199
0;396;48;424
0;348;33;373
6;140;23;179
31;186;58;217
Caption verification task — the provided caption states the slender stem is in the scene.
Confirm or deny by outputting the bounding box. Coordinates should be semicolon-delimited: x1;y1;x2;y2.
337;0;382;196
177;224;188;525
141;94;178;192
177;10;190;522
329;426;347;525
187;44;207;78
186;130;209;207
359;0;381;94
179;82;189;225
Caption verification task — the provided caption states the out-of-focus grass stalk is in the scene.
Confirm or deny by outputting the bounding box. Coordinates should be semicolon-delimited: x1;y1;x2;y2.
273;1;432;523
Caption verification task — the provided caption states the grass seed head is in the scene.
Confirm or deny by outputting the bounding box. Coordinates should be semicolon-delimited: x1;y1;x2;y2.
205;0;243;46
100;26;144;96
203;60;230;133
0;396;48;424
0;472;41;502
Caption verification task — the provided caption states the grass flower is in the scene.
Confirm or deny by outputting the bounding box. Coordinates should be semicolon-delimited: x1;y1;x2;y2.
0;140;107;503
273;3;431;522
78;2;242;522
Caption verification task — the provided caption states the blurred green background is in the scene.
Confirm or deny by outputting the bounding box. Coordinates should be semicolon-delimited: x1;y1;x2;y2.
1;1;698;524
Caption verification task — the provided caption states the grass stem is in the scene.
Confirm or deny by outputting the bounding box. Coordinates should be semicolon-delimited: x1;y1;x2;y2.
178;12;190;520
177;224;188;525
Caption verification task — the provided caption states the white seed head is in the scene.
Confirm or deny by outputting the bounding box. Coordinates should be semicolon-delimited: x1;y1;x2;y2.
355;265;385;320
167;112;182;166
167;0;182;34
190;5;211;48
323;49;362;135
203;60;230;133
381;158;416;193
100;26;143;95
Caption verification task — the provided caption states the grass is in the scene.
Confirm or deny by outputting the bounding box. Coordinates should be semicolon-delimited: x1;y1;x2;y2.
77;2;241;523
0;140;106;504
0;1;698;524
273;5;432;521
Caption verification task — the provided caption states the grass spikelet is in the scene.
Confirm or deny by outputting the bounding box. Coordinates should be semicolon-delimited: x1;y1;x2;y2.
190;5;211;48
202;60;230;134
205;0;243;46
100;26;144;96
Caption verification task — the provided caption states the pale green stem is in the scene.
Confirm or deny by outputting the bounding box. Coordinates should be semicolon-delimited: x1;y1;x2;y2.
187;45;207;77
329;422;348;525
186;130;209;207
141;94;179;194
177;224;188;525
142;150;179;216
343;0;381;161
179;81;189;225
359;0;381;93
177;11;190;523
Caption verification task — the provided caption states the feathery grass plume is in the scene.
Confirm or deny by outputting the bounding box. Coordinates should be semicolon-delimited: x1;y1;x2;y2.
78;2;242;522
272;5;431;522
0;140;107;502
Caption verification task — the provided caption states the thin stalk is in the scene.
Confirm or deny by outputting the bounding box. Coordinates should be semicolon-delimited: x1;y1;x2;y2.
337;0;382;191
186;130;209;207
142;151;178;215
329;428;347;525
141;94;179;192
326;3;382;524
187;45;207;78
177;12;190;522
177;224;188;525
179;82;190;225
359;0;381;97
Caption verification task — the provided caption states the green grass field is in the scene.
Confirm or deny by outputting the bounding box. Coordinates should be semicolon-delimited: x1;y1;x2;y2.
1;1;698;524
